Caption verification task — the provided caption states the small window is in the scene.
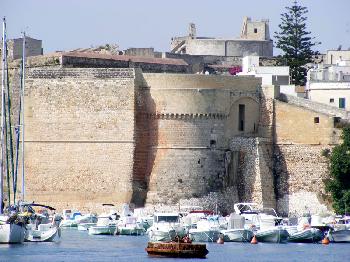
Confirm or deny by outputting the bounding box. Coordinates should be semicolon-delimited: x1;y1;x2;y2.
339;98;346;109
330;98;334;103
210;140;216;147
238;104;245;131
314;117;320;124
254;28;258;33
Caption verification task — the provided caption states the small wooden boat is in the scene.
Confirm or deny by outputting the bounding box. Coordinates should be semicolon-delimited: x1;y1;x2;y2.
146;242;209;258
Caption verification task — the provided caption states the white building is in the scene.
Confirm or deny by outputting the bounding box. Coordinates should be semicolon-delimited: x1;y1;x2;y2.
238;56;290;86
306;59;350;111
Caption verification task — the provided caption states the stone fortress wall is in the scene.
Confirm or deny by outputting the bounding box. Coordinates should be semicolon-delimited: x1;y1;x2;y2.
0;53;344;215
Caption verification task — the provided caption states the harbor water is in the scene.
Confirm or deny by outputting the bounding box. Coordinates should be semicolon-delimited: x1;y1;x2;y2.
0;229;349;262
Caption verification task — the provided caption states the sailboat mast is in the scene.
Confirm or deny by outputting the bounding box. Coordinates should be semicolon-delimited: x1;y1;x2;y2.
0;17;7;214
21;32;25;201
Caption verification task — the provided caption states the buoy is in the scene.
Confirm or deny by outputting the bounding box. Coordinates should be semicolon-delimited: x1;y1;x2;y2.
322;237;330;245
251;235;258;244
217;235;224;244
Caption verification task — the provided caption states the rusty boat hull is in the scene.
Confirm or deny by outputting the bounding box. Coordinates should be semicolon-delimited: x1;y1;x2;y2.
146;242;209;258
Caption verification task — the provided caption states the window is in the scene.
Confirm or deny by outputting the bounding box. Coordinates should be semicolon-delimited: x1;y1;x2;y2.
254;28;258;33
238;104;245;131
330;98;334;103
314;117;319;124
339;98;346;109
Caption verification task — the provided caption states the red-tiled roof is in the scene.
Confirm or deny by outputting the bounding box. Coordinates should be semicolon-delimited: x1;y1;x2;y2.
62;52;188;66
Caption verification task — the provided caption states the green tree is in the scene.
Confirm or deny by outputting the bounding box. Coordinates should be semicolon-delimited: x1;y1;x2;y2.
326;127;350;214
274;0;320;86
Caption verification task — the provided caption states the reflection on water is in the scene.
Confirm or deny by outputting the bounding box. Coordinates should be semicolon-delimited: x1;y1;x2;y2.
0;228;349;261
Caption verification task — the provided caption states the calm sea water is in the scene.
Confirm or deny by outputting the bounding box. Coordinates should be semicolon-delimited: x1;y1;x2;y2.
0;228;349;262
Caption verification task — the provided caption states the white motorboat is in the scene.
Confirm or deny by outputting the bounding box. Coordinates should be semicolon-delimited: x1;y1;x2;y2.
221;213;253;242
88;215;117;235
328;229;350;243
148;213;185;242
77;223;96;231
189;216;222;242
254;214;289;243
0;215;25;244
59;209;82;227
25;223;59;242
117;216;145;236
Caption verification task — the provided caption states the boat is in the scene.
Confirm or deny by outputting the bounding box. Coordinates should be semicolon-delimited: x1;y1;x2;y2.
328;229;350;243
234;203;283;228
20;203;61;242
286;217;323;243
188;217;221;242
25;223;59;242
0;18;26;244
59;209;82;227
0;216;25;244
117;216;145;236
88;215;117;235
148;213;185;242
254;214;289;243
288;227;323;243
146;241;208;258
255;226;289;243
77;222;96;231
88;204;119;235
221;213;253;242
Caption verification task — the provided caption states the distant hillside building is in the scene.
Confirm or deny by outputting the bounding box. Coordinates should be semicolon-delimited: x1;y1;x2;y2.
1;37;43;60
307;59;350;111
170;17;273;57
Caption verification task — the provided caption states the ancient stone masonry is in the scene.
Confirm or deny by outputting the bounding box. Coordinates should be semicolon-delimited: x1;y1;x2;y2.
1;52;345;215
230;137;275;210
23;68;138;211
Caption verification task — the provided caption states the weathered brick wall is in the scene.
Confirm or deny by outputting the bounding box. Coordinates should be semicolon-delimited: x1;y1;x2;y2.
23;68;137;212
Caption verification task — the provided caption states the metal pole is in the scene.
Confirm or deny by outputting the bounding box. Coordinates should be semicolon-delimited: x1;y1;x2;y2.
0;17;7;214
21;32;25;201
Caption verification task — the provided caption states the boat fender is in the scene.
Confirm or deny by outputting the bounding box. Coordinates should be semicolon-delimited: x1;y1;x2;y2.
321;237;330;245
217;235;224;244
251;235;258;244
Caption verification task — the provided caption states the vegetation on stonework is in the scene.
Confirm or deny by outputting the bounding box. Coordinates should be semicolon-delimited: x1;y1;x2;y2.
274;0;320;86
325;127;350;215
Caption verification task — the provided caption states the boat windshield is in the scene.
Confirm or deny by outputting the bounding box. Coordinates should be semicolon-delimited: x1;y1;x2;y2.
155;216;179;223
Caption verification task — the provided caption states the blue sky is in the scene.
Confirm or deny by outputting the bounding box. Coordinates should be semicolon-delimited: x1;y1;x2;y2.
0;0;349;55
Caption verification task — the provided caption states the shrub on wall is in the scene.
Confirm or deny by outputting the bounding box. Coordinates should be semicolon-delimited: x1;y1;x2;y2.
325;127;350;214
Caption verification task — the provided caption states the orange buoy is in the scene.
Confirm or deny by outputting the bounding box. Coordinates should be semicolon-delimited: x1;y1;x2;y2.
322;237;330;245
251;235;258;244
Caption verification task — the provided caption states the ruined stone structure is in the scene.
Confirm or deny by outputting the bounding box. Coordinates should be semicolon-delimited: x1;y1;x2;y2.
1;52;344;215
170;17;273;57
0;37;43;60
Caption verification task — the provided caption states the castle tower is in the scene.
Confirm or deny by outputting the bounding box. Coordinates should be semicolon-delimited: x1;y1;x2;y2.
240;17;270;41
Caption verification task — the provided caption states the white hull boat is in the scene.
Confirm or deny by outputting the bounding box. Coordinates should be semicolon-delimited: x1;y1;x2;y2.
328;229;350;243
189;229;220;242
78;223;96;231
255;227;289;243
221;229;254;242
25;224;59;242
88;225;117;235
148;229;176;242
288;228;323;243
0;223;25;244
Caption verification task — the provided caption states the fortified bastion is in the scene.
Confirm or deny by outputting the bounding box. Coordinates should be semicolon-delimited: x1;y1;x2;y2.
1;52;344;215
